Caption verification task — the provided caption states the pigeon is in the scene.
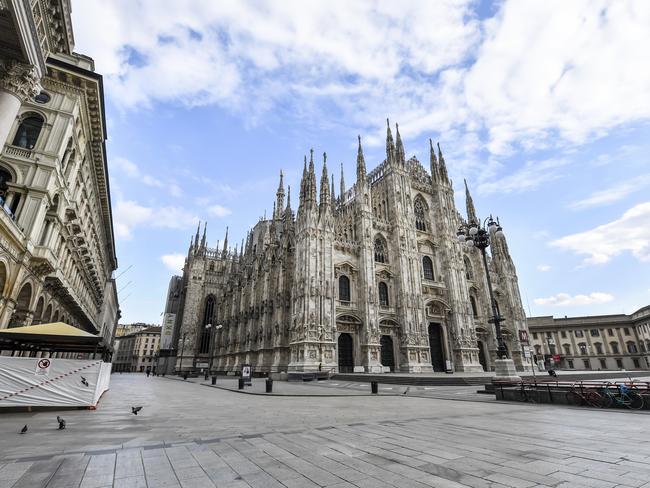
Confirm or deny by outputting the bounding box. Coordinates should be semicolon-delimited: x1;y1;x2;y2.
20;425;28;434
81;376;89;387
131;406;143;415
403;387;410;395
57;416;66;430
547;369;558;378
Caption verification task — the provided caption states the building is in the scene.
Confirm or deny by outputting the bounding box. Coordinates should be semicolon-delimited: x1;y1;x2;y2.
528;305;650;371
0;1;119;343
114;323;150;338
168;124;529;374
156;276;183;375
113;326;161;373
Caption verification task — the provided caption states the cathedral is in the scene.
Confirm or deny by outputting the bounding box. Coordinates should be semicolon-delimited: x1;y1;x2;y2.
168;122;529;374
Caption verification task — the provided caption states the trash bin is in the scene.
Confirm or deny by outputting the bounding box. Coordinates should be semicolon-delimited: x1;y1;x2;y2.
266;377;273;393
371;381;378;394
211;375;217;385
238;377;244;389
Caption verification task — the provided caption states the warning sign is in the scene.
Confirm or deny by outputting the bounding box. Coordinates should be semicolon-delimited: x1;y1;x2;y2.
35;358;51;376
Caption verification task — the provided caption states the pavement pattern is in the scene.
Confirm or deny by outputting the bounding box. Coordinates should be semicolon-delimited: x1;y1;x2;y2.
0;374;649;487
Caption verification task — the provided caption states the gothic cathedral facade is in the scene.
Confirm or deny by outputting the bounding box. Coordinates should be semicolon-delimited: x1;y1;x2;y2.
170;122;529;374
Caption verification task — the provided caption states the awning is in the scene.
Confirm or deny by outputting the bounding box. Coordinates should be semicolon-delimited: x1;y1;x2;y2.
0;322;108;354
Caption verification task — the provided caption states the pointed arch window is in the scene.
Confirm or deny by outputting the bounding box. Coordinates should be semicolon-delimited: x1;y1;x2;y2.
12;114;44;149
464;256;473;280
339;275;350;302
414;198;427;231
422;256;434;280
374;237;387;263
199;296;215;354
378;282;389;307
470;295;478;317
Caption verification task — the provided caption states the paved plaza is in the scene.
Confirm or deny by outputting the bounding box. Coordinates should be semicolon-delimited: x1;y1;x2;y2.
1;375;650;488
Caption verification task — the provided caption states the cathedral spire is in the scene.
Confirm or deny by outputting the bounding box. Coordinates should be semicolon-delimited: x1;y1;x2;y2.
395;123;405;165
284;185;293;222
429;138;439;182
464;179;478;224
340;162;346;200
275;170;285;219
194;221;201;249
308;148;317;203
200;221;207;249
437;142;449;182
331;173;336;212
319;152;330;212
386;118;395;165
356;135;366;185
222;226;229;256
299;156;307;206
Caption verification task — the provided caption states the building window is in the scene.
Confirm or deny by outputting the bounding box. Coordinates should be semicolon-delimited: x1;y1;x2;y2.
374;237;387;263
627;342;638;353
534;345;541;355
595;343;603;355
422;256;434;280
590;329;600;337
582;359;590;369
532;332;538;340
199;296;215;354
560;331;567;339
378;282;389;307
610;342;619;354
623;327;630;335
470;296;478;318
599;359;606;369
616;358;623;369
574;330;584;338
339;275;350;302
633;358;640;369
414;198;427;231
567;359;574;369
578;343;588;355
464;256;473;281
563;344;571;355
607;329;614;336
12;114;44;149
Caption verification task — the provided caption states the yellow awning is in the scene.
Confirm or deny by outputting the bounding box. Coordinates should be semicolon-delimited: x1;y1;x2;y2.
0;322;98;338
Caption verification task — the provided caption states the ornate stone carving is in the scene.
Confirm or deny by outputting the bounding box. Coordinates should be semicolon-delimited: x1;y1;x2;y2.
0;60;41;100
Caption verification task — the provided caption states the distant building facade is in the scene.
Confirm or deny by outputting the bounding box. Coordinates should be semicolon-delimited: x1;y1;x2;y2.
156;276;183;375
0;1;119;343
113;326;161;373
528;306;650;371
168;124;530;374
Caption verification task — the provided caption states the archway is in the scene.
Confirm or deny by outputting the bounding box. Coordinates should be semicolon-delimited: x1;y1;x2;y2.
428;323;445;372
337;333;354;373
0;262;7;297
477;340;487;372
43;304;52;323
33;296;44;324
380;335;395;372
10;282;32;327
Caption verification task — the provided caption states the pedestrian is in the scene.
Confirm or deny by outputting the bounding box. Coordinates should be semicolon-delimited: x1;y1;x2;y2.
146;368;151;378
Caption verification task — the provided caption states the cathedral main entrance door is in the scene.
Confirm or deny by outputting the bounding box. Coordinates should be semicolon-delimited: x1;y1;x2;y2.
428;323;445;372
380;335;395;372
477;340;487;372
338;333;354;373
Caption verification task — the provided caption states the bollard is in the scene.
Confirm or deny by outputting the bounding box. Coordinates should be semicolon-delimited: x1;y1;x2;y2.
183;372;188;380
371;381;378;394
211;375;217;385
238;377;244;389
266;377;273;393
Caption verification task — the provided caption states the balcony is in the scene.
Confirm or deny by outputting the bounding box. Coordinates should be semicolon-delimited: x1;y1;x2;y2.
30;245;58;277
3;144;34;160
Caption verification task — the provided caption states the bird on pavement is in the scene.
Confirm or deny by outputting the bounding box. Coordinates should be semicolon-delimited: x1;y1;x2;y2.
81;376;89;387
20;425;28;434
57;416;66;430
403;387;410;395
131;406;143;415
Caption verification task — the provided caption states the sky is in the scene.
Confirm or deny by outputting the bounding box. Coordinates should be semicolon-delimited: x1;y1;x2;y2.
70;0;650;324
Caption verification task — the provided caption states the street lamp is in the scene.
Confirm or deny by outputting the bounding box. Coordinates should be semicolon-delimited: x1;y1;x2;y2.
205;323;222;375
457;215;508;359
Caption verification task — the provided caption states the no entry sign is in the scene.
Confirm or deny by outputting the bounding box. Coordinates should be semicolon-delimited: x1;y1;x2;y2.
35;358;51;376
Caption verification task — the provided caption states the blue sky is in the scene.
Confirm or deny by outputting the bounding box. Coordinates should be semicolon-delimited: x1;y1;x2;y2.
71;0;650;324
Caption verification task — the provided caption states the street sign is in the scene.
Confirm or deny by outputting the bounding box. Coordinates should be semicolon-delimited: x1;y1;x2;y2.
241;364;252;385
522;346;531;359
518;330;530;345
35;358;51;376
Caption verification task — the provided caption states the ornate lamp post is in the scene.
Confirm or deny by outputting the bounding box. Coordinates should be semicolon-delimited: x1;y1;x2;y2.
457;216;520;381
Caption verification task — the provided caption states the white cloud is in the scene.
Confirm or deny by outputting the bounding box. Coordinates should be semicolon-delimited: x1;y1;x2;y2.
111;157;182;195
551;202;650;265
478;158;569;195
208;204;232;218
537;265;551;272
72;1;650;160
114;199;199;239
569;174;650;210
534;292;614;307
161;254;186;274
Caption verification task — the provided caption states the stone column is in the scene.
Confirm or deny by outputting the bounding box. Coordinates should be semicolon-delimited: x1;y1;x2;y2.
0;60;42;148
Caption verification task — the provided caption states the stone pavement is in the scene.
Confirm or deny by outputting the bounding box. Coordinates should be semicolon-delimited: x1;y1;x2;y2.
0;374;649;487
